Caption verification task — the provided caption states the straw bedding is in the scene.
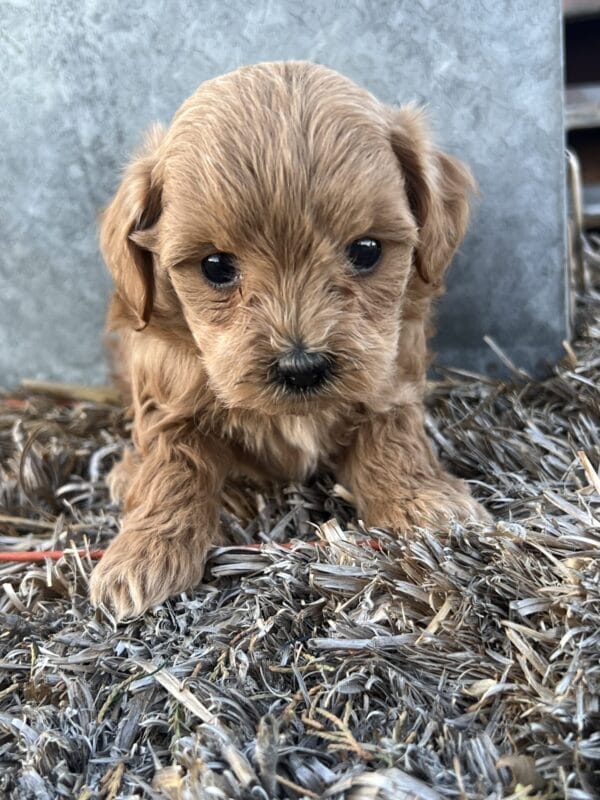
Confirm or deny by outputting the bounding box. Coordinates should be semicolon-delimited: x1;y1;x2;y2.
0;249;599;799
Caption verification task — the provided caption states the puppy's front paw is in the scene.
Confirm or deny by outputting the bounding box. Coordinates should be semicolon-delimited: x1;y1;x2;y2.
372;479;491;533
90;526;207;620
106;448;139;505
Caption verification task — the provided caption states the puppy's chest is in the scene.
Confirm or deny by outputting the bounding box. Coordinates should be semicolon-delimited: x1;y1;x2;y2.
227;413;343;481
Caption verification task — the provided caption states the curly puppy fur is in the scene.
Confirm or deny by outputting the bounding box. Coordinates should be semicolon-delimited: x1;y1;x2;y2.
91;61;489;619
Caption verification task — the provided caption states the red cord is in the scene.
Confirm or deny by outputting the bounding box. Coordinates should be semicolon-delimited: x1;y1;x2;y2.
0;538;382;563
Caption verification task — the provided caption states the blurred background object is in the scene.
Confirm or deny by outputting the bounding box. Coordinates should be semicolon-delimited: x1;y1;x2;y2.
564;0;600;230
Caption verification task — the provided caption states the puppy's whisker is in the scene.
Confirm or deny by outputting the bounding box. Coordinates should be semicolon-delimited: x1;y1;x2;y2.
232;378;257;389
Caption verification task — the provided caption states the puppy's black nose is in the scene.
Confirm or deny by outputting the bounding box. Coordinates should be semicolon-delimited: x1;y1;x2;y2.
275;347;333;392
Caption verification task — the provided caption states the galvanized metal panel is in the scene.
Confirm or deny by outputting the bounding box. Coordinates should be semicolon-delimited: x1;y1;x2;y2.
0;0;567;384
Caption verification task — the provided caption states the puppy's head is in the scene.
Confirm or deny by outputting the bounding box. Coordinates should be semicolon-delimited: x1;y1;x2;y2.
101;62;474;414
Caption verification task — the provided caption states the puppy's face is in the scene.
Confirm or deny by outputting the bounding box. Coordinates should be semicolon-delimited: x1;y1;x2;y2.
102;63;473;414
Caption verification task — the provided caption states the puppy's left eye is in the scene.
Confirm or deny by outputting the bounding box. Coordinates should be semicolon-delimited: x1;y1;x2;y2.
346;237;382;273
201;252;239;287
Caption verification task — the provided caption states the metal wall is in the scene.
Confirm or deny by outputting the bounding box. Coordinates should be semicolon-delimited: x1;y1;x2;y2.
0;0;567;385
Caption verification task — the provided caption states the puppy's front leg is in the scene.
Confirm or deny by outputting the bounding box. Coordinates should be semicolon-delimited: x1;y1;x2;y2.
342;405;489;532
90;428;227;619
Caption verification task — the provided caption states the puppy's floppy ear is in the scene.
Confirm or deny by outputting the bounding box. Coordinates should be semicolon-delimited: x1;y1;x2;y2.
390;106;475;287
100;125;165;329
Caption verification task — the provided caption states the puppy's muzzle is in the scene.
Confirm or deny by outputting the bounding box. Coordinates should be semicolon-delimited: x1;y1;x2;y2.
273;346;334;393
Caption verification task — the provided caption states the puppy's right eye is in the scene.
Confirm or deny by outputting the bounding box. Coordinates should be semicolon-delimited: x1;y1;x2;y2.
201;253;239;287
346;237;382;274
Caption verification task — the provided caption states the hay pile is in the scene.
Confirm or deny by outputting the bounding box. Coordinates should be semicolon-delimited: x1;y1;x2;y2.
1;251;599;799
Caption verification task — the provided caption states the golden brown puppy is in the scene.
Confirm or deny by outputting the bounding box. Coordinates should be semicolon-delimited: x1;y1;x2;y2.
91;61;489;619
